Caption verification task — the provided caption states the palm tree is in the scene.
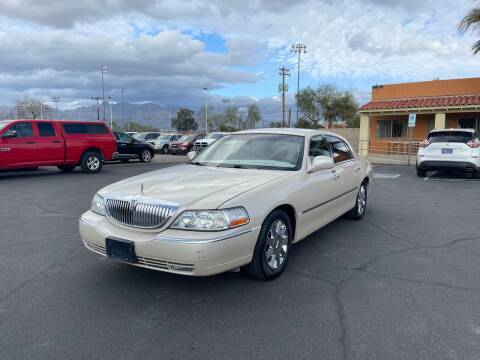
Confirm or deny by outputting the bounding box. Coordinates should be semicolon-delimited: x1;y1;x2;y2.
459;7;480;54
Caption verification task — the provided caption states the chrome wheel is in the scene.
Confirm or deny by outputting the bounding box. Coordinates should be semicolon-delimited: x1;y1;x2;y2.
357;184;367;216
142;150;152;162
264;219;289;271
86;156;100;171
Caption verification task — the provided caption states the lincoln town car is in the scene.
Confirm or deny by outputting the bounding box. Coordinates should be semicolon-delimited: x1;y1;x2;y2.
79;128;372;280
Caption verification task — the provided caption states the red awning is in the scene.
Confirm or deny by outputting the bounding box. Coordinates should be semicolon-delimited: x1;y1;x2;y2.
359;94;480;111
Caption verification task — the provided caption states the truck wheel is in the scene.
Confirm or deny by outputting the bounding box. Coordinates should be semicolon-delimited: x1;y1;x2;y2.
80;151;103;173
58;165;75;173
139;149;153;163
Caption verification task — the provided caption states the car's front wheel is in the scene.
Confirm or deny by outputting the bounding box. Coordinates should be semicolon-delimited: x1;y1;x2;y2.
246;210;292;280
139;149;153;163
161;145;169;154
345;182;368;220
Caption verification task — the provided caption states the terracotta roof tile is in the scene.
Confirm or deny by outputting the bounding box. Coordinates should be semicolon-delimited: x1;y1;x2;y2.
359;95;480;111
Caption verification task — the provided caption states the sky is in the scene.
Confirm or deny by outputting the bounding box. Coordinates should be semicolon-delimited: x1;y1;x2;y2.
0;0;479;111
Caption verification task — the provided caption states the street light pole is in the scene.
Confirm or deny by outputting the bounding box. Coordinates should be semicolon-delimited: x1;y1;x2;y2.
121;88;126;124
51;97;60;119
203;88;208;133
291;44;307;124
100;65;108;122
107;97;113;129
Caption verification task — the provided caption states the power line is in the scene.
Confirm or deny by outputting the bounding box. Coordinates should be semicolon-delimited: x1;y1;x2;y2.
278;66;290;127
291;43;307;123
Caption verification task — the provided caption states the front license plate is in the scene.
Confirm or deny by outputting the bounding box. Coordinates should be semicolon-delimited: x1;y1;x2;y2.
441;148;453;154
106;238;136;263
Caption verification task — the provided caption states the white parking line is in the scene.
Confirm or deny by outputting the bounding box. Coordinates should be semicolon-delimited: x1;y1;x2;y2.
374;173;401;179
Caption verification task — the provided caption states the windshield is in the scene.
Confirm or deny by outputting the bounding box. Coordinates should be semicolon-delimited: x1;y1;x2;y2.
428;131;474;143
133;133;146;140
191;133;304;171
179;135;195;141
0;121;11;131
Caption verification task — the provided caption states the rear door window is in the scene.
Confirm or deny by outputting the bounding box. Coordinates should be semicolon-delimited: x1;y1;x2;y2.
38;123;56;137
428;131;474;143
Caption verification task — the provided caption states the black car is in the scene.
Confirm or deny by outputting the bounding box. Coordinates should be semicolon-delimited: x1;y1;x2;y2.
114;131;155;163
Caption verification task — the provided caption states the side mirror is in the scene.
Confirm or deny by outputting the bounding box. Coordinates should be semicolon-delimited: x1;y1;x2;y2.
2;130;17;139
187;151;196;161
307;156;334;173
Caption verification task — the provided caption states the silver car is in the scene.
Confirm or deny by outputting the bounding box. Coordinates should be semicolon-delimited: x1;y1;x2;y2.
152;134;182;154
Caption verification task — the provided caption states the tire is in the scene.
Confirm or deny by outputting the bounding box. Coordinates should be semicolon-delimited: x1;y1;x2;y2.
345;182;368;220
139;149;153;163
416;167;427;177
58;165;75;173
473;169;480;179
80;151;103;173
119;159;130;163
161;145;169;154
245;210;292;280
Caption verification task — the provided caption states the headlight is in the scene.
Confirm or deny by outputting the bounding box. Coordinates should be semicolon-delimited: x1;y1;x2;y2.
91;193;106;216
170;207;250;231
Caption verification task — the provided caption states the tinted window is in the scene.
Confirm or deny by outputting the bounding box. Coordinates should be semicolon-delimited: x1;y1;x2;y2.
428;131;474;143
11;122;33;137
309;136;331;159
324;135;353;163
63;123;109;134
116;132;132;142
38;123;56;137
145;133;160;140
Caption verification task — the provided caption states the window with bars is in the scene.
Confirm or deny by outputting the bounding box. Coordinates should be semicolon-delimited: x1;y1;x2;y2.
458;118;480;132
376;119;407;139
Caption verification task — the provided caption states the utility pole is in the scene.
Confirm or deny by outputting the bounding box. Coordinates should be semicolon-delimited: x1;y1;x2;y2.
40;103;43;120
291;43;307;124
91;96;102;121
121;88;126;124
100;65;108;122
107;97;113;129
203;88;208;133
278;66;290;127
288;108;292;128
51;97;60;119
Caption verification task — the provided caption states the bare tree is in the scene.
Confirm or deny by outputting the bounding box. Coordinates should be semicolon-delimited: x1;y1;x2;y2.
14;98;54;119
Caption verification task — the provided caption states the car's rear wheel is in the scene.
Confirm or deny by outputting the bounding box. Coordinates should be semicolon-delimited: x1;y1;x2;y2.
416;167;427;177
246;210;292;280
58;165;75;173
345;182;368;220
80;151;103;173
119;158;130;163
139;149;153;163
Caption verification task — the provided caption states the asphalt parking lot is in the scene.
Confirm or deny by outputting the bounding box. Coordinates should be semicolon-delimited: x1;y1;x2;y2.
1;161;480;360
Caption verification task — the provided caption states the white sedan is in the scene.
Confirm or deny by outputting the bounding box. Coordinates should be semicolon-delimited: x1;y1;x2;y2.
79;128;372;280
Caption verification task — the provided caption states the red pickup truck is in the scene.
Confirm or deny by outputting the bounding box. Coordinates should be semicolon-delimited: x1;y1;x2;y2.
0;119;117;173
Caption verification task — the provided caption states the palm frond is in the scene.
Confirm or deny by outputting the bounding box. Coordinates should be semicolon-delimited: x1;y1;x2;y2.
458;8;480;32
472;39;480;54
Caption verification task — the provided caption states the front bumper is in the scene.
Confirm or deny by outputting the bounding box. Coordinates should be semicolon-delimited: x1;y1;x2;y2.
79;211;260;276
169;147;189;154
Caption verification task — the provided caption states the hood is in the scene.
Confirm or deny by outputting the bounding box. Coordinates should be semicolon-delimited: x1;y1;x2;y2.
99;164;289;210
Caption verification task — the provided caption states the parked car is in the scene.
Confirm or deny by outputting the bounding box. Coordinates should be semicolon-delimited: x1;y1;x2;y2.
416;128;480;178
152;133;182;154
114;131;155;163
133;132;161;144
193;132;227;152
79;128;372;280
0;119;117;173
169;134;205;154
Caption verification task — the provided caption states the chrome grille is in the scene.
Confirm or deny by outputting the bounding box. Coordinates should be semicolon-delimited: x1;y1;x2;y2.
105;198;177;229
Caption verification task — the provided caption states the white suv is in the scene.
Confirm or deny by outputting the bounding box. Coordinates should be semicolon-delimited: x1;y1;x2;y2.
416;128;480;178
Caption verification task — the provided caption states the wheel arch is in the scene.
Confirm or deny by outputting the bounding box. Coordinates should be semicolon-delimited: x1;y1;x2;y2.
81;147;104;161
267;204;297;242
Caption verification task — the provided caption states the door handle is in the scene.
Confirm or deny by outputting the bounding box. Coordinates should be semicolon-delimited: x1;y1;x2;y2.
331;169;341;179
52;140;61;143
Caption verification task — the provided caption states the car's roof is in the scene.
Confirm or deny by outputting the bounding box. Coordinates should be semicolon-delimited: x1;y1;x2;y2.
234;127;344;138
429;128;475;133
